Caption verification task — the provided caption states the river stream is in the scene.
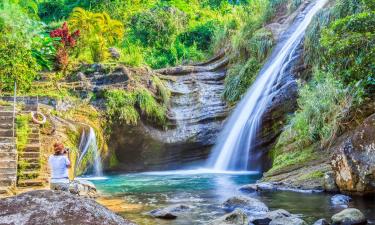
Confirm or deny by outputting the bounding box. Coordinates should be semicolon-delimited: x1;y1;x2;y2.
87;171;375;225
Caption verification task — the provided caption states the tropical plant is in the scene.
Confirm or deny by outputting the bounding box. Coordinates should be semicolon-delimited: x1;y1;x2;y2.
68;7;124;62
50;22;80;72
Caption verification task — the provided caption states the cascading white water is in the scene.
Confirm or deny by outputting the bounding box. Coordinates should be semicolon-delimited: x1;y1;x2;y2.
76;127;103;176
207;0;328;171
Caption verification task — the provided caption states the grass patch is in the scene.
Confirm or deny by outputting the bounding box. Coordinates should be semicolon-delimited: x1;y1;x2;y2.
16;114;31;153
268;146;317;173
297;170;324;181
105;88;167;126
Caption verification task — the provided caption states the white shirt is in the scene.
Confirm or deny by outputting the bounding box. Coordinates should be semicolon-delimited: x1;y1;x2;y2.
48;155;70;179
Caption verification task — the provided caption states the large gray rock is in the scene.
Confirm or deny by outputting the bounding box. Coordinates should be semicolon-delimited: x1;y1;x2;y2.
240;182;321;193
223;196;269;213
331;113;375;194
0;190;136;225
208;209;249;225
147;204;191;219
251;209;306;225
331;208;367;225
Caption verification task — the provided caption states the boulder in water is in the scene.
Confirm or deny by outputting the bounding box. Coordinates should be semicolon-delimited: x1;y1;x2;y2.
331;194;352;207
0;190;135;225
223;196;269;213
208;208;249;225
240;182;276;192
313;219;330;225
251;209;306;225
147;204;191;219
331;208;367;225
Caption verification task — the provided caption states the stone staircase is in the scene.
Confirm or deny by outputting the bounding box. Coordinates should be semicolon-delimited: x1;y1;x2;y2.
17;100;45;187
0;105;17;196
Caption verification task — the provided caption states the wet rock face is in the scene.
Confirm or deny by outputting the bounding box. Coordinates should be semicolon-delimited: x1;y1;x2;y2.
0;190;135;225
108;55;229;171
331;113;375;194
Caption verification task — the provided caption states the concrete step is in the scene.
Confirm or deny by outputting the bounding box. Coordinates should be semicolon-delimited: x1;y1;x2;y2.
0;152;16;158
0;171;17;179
23;158;40;164
23;162;41;170
20;152;40;158
0;160;17;168
18;170;40;178
27;138;40;144
0;129;13;137
0;112;13;117
0;137;15;143
0;168;17;174
0;123;12;129
0;142;16;151
17;178;45;187
30;128;40;134
28;133;39;139
0;178;14;186
24;144;40;152
0;105;14;111
0;116;13;123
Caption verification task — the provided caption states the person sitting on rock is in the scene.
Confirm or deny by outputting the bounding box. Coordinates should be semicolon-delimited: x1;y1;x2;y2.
48;142;71;191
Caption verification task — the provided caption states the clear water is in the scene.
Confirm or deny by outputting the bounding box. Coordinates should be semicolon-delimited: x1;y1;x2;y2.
89;171;375;225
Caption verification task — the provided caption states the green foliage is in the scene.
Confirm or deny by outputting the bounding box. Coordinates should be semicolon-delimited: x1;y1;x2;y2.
130;6;185;48
276;71;358;150
105;87;168;126
68;7;124;63
268;146;316;173
0;32;40;91
105;89;139;125
16;114;31;153
224;58;261;103
320;11;375;86
178;20;221;51
224;27;274;103
151;75;171;106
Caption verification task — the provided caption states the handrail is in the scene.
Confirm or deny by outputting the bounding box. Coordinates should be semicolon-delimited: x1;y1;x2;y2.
12;82;16;139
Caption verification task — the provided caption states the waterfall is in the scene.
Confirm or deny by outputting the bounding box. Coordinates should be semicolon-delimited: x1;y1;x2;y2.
76;127;103;176
207;0;328;171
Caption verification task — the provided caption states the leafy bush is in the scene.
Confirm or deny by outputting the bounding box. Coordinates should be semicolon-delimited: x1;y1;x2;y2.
130;6;186;48
104;88;167;126
320;11;375;86
0;29;40;91
178;20;221;51
276;71;358;149
68;7;124;63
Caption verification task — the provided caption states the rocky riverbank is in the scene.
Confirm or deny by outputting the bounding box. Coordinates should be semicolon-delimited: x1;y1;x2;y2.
0;190;136;225
145;193;369;225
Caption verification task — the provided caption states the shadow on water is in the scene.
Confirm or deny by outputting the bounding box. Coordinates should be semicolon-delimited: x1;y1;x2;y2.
90;172;375;225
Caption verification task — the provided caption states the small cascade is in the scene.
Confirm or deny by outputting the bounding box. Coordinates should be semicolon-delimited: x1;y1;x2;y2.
207;0;328;171
76;126;103;177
